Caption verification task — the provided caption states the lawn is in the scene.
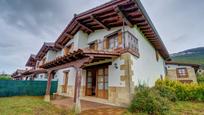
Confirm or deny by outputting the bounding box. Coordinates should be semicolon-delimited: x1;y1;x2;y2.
0;96;73;115
0;96;204;115
170;101;204;115
125;101;204;115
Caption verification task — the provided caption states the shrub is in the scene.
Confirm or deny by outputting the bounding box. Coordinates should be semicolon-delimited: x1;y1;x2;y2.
197;74;204;84
155;85;177;102
0;76;12;80
155;79;204;101
129;85;170;115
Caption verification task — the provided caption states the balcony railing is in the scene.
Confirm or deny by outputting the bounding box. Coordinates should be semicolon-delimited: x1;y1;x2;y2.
88;31;139;55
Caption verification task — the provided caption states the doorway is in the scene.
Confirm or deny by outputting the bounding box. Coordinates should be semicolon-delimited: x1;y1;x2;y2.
86;66;108;99
62;71;69;93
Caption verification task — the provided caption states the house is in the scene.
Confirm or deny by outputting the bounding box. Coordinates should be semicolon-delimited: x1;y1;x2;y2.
11;69;26;80
21;0;171;110
23;43;59;81
165;61;200;83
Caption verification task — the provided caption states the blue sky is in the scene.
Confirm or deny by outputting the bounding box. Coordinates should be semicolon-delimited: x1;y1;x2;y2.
0;0;204;74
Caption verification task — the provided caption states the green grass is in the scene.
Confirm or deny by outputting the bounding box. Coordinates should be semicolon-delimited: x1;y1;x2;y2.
125;101;204;115
170;101;204;115
0;96;73;115
172;54;204;66
0;75;12;80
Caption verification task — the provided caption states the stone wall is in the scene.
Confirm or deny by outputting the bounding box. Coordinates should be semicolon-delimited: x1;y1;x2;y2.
108;53;134;106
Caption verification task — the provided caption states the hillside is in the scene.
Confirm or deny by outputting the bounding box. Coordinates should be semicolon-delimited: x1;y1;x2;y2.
171;47;204;66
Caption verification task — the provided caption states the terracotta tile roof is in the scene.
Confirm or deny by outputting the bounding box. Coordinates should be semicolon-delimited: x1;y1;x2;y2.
165;61;200;68
40;49;120;69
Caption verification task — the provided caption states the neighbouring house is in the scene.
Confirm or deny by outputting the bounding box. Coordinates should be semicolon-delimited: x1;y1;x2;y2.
165;61;200;83
20;0;171;108
11;69;26;80
22;43;59;81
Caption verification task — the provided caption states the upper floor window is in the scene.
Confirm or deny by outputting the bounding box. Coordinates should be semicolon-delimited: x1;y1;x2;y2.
104;30;122;49
176;68;188;78
108;34;118;49
64;43;73;55
89;41;98;50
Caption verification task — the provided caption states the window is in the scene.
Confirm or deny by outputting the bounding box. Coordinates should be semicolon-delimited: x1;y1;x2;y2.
89;41;98;50
176;68;188;78
64;44;73;55
108;34;118;49
103;30;121;49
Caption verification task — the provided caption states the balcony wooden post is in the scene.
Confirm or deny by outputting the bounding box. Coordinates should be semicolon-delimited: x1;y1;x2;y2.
44;70;53;102
73;67;82;114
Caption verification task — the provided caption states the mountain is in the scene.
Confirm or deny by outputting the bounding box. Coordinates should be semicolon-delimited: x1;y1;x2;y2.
171;47;204;66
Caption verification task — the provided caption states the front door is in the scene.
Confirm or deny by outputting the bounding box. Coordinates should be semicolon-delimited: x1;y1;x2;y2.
96;67;108;99
86;70;96;96
62;72;69;93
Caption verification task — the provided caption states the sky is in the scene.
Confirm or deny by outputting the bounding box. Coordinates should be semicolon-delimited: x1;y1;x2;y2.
0;0;204;74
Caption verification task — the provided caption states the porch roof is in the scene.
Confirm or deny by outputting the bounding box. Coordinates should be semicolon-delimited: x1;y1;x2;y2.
39;49;120;69
54;0;170;60
22;69;47;75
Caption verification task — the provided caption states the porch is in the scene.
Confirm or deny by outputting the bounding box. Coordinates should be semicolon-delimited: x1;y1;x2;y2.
51;96;126;114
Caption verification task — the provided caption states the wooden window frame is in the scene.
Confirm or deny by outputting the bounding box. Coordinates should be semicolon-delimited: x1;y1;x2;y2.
89;40;98;50
176;68;189;78
64;43;73;55
103;30;122;50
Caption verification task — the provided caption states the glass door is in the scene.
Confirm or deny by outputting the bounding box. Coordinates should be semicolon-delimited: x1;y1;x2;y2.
86;70;96;96
96;67;108;99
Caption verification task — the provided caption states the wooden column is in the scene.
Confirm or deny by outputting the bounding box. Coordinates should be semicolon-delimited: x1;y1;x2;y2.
73;68;82;114
44;70;53;102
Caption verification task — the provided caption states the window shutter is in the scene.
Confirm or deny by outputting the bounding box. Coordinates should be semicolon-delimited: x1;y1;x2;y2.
118;31;122;46
64;47;68;55
95;42;98;50
103;38;108;49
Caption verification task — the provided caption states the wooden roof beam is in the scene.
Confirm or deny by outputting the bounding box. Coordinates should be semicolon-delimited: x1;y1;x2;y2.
91;15;110;30
65;33;73;38
55;43;64;49
77;20;93;33
115;6;133;28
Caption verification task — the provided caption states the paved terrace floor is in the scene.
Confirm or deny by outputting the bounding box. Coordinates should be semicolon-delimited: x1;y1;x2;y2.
51;97;126;115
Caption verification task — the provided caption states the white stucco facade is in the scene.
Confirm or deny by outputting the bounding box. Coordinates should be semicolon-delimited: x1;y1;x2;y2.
52;26;166;96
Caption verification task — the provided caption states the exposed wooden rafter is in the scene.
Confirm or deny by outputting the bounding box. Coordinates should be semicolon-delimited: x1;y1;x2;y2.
76;20;93;33
55;43;64;49
91;15;109;30
115;6;133;27
65;33;73;38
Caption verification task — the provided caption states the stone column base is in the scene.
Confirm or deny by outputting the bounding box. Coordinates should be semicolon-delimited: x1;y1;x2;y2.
44;95;50;102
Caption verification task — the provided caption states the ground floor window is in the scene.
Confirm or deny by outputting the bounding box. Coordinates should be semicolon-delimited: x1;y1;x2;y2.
176;68;188;78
